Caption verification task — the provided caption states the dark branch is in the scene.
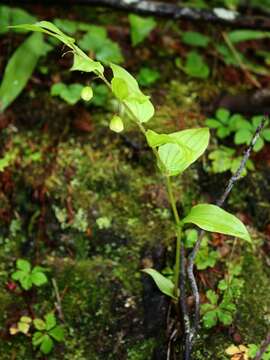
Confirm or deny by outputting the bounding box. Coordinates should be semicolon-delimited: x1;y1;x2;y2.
255;332;270;360
6;0;270;31
186;118;266;355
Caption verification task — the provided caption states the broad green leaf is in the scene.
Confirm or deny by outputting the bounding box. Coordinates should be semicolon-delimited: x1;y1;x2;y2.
206;290;218;305
158;143;192;176
49;326;64;342
78;26;123;64
202;309;218;328
71;53;104;74
182;204;251;242
111;78;129;100
0;33;48;112
45;313;56;331
21;276;32;290
216;108;230;124
40;335;54;354
0;5;36;34
142;268;176;299
182;31;210;47
11;270;25;281
33;319;46;330
128;14;156;46
262;129;270;141
228;30;270;43
31;272;48;287
205;119;222;128
183;51;209;79
110;64;154;123
137;67;160;87
51;82;83;105
234;129;252;145
32;331;45;346
147;128;209;175
253;137;264;152
17;259;31;272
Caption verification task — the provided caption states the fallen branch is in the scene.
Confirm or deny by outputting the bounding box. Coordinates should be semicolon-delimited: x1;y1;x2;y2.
186;118;266;354
6;0;270;31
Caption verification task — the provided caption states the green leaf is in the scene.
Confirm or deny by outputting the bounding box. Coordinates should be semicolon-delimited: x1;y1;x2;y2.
71;53;104;74
20;275;33;290
253;137;264;152
148;128;209;175
51;83;83;105
110;64;154;123
17;259;31;272
216;108;230;124
78;26;123;64
111;78;129;100
31;271;48;287
45;313;56;331
183;51;209;79
33;319;46;330
234;129;252;145
32;332;45;346
228;30;270;43
137;67;160;87
129;14;156;46
40;334;54;354
182;31;210;47
205;119;222;129
202;309;218;328
217;127;231;139
49;326;64;342
206;290;218;305
0;5;37;34
218;279;228;291
53;18;78;35
182;204;251;242
18;321;30;334
262;129;270;141
252;115;264;129
142;268;176;299
217;309;233;325
0;33;48;112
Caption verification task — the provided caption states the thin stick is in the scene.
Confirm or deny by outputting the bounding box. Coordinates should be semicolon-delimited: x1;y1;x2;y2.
222;32;261;89
52;278;65;321
186;118;266;354
255;333;270;360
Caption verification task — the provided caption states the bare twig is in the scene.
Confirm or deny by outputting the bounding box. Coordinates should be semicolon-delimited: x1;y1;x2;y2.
5;0;270;31
255;332;270;360
52;278;65;321
186;118;266;355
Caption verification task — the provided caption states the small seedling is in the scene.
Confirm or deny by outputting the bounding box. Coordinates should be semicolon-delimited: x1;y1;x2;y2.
32;313;64;354
10;316;32;335
11;259;48;290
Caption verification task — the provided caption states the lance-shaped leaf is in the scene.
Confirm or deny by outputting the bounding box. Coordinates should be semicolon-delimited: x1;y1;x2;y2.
71;52;104;74
110;63;154;123
12;21;76;49
0;32;49;112
182;204;251;242
142;268;176;299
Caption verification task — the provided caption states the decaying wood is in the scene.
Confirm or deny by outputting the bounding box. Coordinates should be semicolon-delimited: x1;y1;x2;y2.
6;0;270;31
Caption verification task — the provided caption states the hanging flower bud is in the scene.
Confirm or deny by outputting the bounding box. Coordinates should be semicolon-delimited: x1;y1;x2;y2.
109;115;124;133
81;86;93;101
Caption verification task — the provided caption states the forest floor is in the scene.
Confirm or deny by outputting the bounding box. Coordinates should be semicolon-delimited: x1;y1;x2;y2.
0;3;270;360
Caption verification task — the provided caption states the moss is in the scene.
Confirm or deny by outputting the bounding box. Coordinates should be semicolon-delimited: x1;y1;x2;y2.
127;339;156;360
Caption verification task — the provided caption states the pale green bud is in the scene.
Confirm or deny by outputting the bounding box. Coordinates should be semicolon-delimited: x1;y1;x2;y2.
81;86;93;101
109;115;124;133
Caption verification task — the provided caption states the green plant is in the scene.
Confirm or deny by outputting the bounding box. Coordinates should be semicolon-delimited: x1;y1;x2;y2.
248;344;270;359
208;146;254;174
181;31;210;48
0;32;51;112
128;14;156;46
176;51;210;79
13;21;252;355
51;82;84;105
11;259;48;290
32;313;64;354
137;67;160;87
206;109;270;151
10;316;32;335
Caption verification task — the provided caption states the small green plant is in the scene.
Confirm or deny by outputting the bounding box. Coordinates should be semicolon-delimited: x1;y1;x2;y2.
10;316;32;335
208;146;254;174
176;51;210;79
13;21;252;356
128;14;156;46
181;31;210;48
32;313;64;354
11;259;48;290
137;67;160;87
51;82;84;105
206;109;270;151
248;343;270;359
